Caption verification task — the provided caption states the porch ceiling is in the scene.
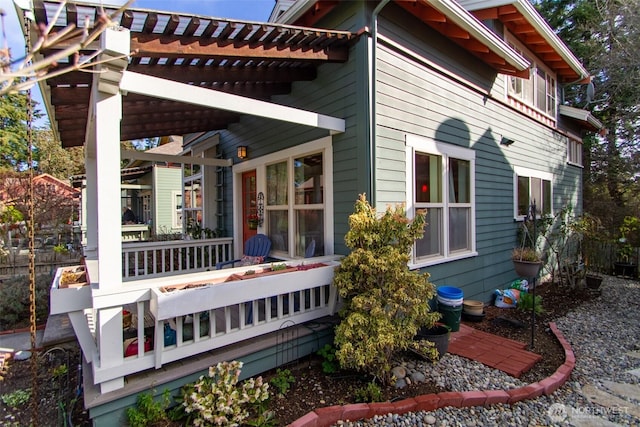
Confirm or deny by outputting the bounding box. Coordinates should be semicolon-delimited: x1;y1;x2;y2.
32;0;355;148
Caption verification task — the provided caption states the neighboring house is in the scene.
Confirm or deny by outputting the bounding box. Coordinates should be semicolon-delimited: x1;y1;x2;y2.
0;172;80;246
19;0;601;424
73;137;184;242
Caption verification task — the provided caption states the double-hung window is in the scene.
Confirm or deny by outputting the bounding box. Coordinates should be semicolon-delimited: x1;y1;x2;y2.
507;38;557;118
514;167;552;219
567;139;583;166
406;134;476;265
263;138;331;259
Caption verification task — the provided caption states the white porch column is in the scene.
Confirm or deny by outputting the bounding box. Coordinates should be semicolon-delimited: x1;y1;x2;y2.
91;27;130;392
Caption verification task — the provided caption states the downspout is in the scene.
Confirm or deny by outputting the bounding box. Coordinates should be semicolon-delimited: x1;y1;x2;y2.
369;0;391;206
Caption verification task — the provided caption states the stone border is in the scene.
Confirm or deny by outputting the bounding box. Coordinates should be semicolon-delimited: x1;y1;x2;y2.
288;322;574;427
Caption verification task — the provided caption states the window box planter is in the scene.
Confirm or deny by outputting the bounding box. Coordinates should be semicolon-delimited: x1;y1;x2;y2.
150;261;338;320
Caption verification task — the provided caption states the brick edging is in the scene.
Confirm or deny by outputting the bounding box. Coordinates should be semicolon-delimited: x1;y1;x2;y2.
288;321;574;427
0;324;46;336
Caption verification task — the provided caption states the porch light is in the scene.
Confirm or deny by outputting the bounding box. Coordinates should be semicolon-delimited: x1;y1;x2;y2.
500;136;515;146
237;146;248;159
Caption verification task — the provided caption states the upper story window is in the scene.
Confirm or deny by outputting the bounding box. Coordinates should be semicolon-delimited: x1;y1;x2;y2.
406;134;477;267
514;167;552;219
506;37;557;119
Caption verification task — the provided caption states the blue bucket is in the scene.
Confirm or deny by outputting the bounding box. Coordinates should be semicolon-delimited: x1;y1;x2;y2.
437;286;463;300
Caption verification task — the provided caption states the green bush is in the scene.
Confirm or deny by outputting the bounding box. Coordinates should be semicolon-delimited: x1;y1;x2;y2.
126;390;171;427
333;195;440;385
353;381;383;403
517;292;545;315
1;388;31;408
316;344;339;374
0;273;51;330
269;368;295;396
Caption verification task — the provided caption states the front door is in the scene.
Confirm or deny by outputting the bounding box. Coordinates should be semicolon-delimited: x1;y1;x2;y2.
241;170;257;251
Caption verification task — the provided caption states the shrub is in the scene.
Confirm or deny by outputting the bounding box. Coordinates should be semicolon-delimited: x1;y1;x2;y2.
353;381;383;403
517;292;545;315
269;368;295;396
1;388;31;408
333;195;439;385
0;273;51;330
180;361;270;426
126;389;171;427
316;344;339;374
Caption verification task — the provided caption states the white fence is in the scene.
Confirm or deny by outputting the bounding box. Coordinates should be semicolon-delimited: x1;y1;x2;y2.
121;238;234;281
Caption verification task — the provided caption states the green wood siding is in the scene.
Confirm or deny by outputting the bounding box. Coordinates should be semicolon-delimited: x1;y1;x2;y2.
153;166;182;235
213;2;368;255
370;5;581;299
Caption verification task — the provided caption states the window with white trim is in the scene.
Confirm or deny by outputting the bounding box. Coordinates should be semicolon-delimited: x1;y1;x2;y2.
506;37;557;118
406;135;476;265
567;139;583;166
172;191;182;229
266;151;326;258
182;158;203;230
514;167;552;218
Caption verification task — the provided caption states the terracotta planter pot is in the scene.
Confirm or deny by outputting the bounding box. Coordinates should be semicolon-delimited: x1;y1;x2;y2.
513;260;542;278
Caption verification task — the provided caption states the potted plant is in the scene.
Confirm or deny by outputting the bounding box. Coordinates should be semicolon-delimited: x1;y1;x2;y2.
512;247;543;278
614;216;639;278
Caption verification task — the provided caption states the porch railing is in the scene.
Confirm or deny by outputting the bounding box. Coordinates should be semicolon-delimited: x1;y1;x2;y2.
122;237;233;281
87;259;340;388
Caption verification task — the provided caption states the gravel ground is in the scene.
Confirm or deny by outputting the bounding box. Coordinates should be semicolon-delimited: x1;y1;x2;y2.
334;276;640;426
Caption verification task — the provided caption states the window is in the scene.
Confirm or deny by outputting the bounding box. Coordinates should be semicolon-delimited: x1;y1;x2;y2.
173;191;182;229
266;152;325;258
514;167;552;218
183;159;203;230
406;135;476;265
567;139;583;166
507;39;557;118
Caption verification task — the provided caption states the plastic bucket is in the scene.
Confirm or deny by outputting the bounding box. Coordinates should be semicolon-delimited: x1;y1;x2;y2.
437;295;463;306
437;286;463;300
438;304;462;332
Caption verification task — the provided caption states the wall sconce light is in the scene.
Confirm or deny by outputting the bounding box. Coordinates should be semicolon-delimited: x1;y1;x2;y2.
237;146;248;159
500;136;515;146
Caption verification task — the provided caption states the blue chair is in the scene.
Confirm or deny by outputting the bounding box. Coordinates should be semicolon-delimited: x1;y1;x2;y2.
216;234;272;269
304;239;316;258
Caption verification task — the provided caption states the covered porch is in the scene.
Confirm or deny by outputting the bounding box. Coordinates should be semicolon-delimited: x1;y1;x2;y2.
25;0;354;401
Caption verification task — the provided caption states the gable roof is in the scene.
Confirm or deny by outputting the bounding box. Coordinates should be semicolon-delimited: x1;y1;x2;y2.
21;0;355;148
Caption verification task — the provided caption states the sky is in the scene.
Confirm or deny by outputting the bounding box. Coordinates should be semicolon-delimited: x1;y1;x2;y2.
1;0;277;126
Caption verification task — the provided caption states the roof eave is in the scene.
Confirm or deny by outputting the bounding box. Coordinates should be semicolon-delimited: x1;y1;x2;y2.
512;0;589;81
272;0;316;24
427;0;529;72
559;105;603;131
459;0;589;81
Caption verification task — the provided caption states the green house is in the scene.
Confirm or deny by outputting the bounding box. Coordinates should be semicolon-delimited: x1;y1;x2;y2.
20;0;601;424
